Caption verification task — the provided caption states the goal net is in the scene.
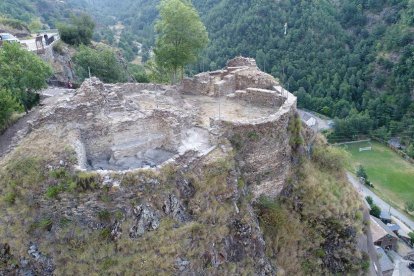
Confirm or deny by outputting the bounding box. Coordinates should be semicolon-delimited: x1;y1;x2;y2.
359;146;372;152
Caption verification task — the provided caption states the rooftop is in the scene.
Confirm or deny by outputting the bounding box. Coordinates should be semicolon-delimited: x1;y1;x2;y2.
376;246;394;273
370;216;398;242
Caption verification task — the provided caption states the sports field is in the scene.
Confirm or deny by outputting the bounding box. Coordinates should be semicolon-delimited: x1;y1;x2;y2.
339;141;414;212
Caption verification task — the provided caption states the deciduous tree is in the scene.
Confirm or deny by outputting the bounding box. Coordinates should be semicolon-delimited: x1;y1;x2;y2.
154;0;208;83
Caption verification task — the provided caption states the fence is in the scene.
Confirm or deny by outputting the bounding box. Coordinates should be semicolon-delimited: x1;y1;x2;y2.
371;136;414;164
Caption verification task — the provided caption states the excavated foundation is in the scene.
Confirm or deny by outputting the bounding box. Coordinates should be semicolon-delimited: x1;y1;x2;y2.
33;57;296;186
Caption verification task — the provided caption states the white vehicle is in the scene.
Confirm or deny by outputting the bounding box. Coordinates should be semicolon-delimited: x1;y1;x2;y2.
0;33;20;44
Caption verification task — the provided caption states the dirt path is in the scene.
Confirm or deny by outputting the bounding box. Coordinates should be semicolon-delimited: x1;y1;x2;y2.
0;87;72;158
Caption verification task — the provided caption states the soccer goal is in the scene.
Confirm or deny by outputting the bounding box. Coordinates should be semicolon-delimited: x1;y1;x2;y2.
359;146;372;152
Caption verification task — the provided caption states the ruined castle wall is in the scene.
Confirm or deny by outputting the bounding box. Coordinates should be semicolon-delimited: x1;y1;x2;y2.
234;70;278;91
211;93;297;198
227;57;257;68
232;88;286;108
181;74;215;96
215;74;236;96
105;83;169;94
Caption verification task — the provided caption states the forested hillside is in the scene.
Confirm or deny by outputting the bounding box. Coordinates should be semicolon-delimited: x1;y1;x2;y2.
193;0;414;150
0;0;72;27
1;0;413;154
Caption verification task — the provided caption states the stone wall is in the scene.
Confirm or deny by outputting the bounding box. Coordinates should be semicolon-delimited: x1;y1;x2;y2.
226;56;257;68
230;88;286;108
180;57;277;97
211;90;297;199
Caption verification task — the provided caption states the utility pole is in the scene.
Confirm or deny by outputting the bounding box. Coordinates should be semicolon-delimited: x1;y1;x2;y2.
218;89;221;121
284;22;288;36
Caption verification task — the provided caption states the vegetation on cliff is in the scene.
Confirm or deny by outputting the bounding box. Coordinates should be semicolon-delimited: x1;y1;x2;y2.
257;138;367;274
0;43;51;131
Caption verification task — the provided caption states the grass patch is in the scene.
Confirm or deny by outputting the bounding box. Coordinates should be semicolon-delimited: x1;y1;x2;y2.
340;141;414;213
98;210;111;221
38;218;53;231
45;185;63;199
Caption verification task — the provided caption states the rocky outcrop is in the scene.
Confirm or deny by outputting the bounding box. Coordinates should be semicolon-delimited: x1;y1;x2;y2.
129;204;160;238
163;194;189;222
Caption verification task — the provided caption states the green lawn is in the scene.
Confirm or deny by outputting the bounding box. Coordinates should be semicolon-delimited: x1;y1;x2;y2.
340;141;414;212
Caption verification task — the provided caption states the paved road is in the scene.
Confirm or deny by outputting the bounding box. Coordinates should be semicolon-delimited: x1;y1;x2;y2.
347;172;414;231
20;33;58;51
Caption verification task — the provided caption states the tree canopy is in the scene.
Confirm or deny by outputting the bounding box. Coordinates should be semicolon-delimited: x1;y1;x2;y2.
154;0;208;83
73;45;127;83
0;42;51;129
58;14;95;46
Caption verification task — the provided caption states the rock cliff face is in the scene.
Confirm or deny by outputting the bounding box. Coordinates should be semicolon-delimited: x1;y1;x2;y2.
0;57;365;275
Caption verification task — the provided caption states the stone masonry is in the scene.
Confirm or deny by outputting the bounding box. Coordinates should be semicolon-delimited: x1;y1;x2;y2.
28;56;297;198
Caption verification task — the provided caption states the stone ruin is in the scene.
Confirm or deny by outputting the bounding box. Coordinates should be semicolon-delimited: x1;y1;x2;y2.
31;57;297;197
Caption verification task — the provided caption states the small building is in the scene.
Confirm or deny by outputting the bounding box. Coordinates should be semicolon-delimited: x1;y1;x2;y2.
381;211;392;224
370;216;398;251
376;246;394;276
301;113;317;128
388;137;406;150
387;223;401;235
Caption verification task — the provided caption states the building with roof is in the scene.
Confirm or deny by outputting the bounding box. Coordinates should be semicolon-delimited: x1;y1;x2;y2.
387;223;401;235
376;246;394;276
370;216;398;251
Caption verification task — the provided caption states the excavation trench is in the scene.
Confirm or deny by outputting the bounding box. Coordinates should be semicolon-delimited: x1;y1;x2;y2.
76;114;211;171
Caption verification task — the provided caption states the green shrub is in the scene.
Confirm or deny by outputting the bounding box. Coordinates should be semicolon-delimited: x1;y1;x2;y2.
365;196;373;206
247;131;259;140
405;201;414;213
0;43;52;113
369;204;381;218
0;17;28;31
315;248;326;258
38;218;53;231
98;210;111;221
74;45;127;83
4;191;16;205
288;114;304;149
58;14;95;46
99;228;111;240
356;165;368;179
46;185;62;199
50;168;68;179
0;89;21;132
312;145;348;172
229;134;242;151
237;177;245;189
128;64;150;83
52;40;65;55
59;218;72;227
75;172;98;191
101;257;118;270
